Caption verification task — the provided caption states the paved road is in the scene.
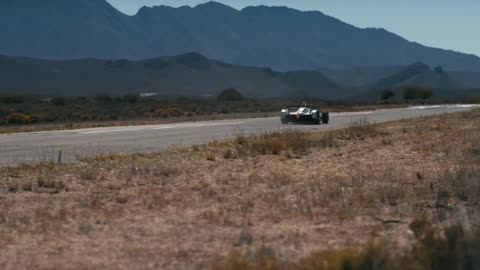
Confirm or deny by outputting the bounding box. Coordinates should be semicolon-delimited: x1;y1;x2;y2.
0;105;478;166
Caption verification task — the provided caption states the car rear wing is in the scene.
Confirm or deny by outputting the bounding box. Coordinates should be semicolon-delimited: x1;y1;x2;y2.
285;105;310;112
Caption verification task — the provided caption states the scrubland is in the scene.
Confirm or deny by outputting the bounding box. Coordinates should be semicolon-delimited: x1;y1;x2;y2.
0;110;479;269
0;94;407;134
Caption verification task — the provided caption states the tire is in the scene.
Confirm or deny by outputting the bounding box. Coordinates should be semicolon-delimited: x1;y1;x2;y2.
281;118;288;124
321;112;330;124
315;112;321;125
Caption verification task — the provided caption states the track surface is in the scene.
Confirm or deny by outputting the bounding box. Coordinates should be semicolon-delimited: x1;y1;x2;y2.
0;105;478;166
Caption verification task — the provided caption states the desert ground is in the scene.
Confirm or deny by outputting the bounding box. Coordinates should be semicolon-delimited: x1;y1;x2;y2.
0;110;479;270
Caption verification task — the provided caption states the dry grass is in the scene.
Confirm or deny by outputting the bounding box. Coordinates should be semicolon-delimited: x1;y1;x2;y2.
210;223;480;270
234;130;313;156
225;129;338;159
0;109;479;269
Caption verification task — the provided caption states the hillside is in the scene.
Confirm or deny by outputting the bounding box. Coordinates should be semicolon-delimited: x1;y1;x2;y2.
1;0;480;71
373;62;452;89
0;53;342;98
319;66;403;87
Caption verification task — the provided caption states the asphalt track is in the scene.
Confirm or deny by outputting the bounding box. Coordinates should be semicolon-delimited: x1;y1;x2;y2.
0;105;478;166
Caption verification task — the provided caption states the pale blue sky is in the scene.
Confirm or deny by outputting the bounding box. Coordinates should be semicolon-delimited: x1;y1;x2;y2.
107;0;480;56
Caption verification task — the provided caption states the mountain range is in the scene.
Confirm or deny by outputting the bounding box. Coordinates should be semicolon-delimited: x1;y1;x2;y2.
1;52;479;100
1;0;480;72
0;53;343;98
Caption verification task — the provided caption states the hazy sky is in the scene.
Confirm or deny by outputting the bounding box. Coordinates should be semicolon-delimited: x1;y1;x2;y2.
107;0;480;56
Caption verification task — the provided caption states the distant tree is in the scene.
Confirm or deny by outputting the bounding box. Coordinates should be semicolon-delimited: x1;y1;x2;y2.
0;95;24;104
94;96;113;103
6;112;39;125
264;67;274;76
380;90;395;100
402;86;433;101
73;96;90;104
434;66;444;74
51;96;66;106
122;93;140;104
419;88;433;100
217;88;244;102
403;87;418;100
177;96;200;104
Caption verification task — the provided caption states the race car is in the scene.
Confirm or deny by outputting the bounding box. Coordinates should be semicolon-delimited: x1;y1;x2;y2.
280;103;329;125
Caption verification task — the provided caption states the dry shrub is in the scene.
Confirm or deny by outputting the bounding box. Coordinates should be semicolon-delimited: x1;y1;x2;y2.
431;121;451;131
338;118;384;140
210;250;253;270
151;163;179;178
381;138;393;146
79;167;99;181
234;227;253;246
232;130;334;159
6;181;19;192
471;130;480;157
312;132;336;148
4;179;33;192
441;163;480;204
411;223;480;270
264;171;294;189
37;176;65;189
210;245;394;270
87;194;104;209
337;120;382;141
115;193;129;204
210;224;480;270
237;130;311;156
141;189;169;210
235;134;249;145
282;165;437;221
223;149;237;159
409;216;431;239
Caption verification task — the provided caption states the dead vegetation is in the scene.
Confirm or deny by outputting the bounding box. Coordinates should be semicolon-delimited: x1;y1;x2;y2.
0;110;479;269
211;222;480;270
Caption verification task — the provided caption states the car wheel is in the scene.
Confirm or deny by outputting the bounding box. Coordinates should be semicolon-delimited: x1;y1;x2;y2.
315;112;321;125
322;112;330;124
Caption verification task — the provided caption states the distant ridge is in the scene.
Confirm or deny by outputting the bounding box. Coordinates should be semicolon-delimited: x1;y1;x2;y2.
0;0;480;71
0;53;343;98
373;63;454;90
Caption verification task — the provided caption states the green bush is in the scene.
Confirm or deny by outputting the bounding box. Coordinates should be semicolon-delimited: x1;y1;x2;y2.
403;87;433;101
0;95;24;104
403;87;418;100
381;90;395;100
217;88;244;102
51;96;66;106
419;89;433;100
122;93;140;104
5;112;39;125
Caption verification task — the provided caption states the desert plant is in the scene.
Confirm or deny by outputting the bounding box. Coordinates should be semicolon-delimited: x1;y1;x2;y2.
51;96;66;106
6;112;33;125
237;130;311;156
381;90;395;100
217;88;244;102
338;118;382;140
402;86;433;101
210;224;480;270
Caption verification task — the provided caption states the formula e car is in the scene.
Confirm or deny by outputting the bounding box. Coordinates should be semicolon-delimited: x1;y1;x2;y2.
280;103;329;125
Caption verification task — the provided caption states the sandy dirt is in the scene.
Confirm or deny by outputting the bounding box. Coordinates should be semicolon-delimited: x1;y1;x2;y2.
0;109;479;270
